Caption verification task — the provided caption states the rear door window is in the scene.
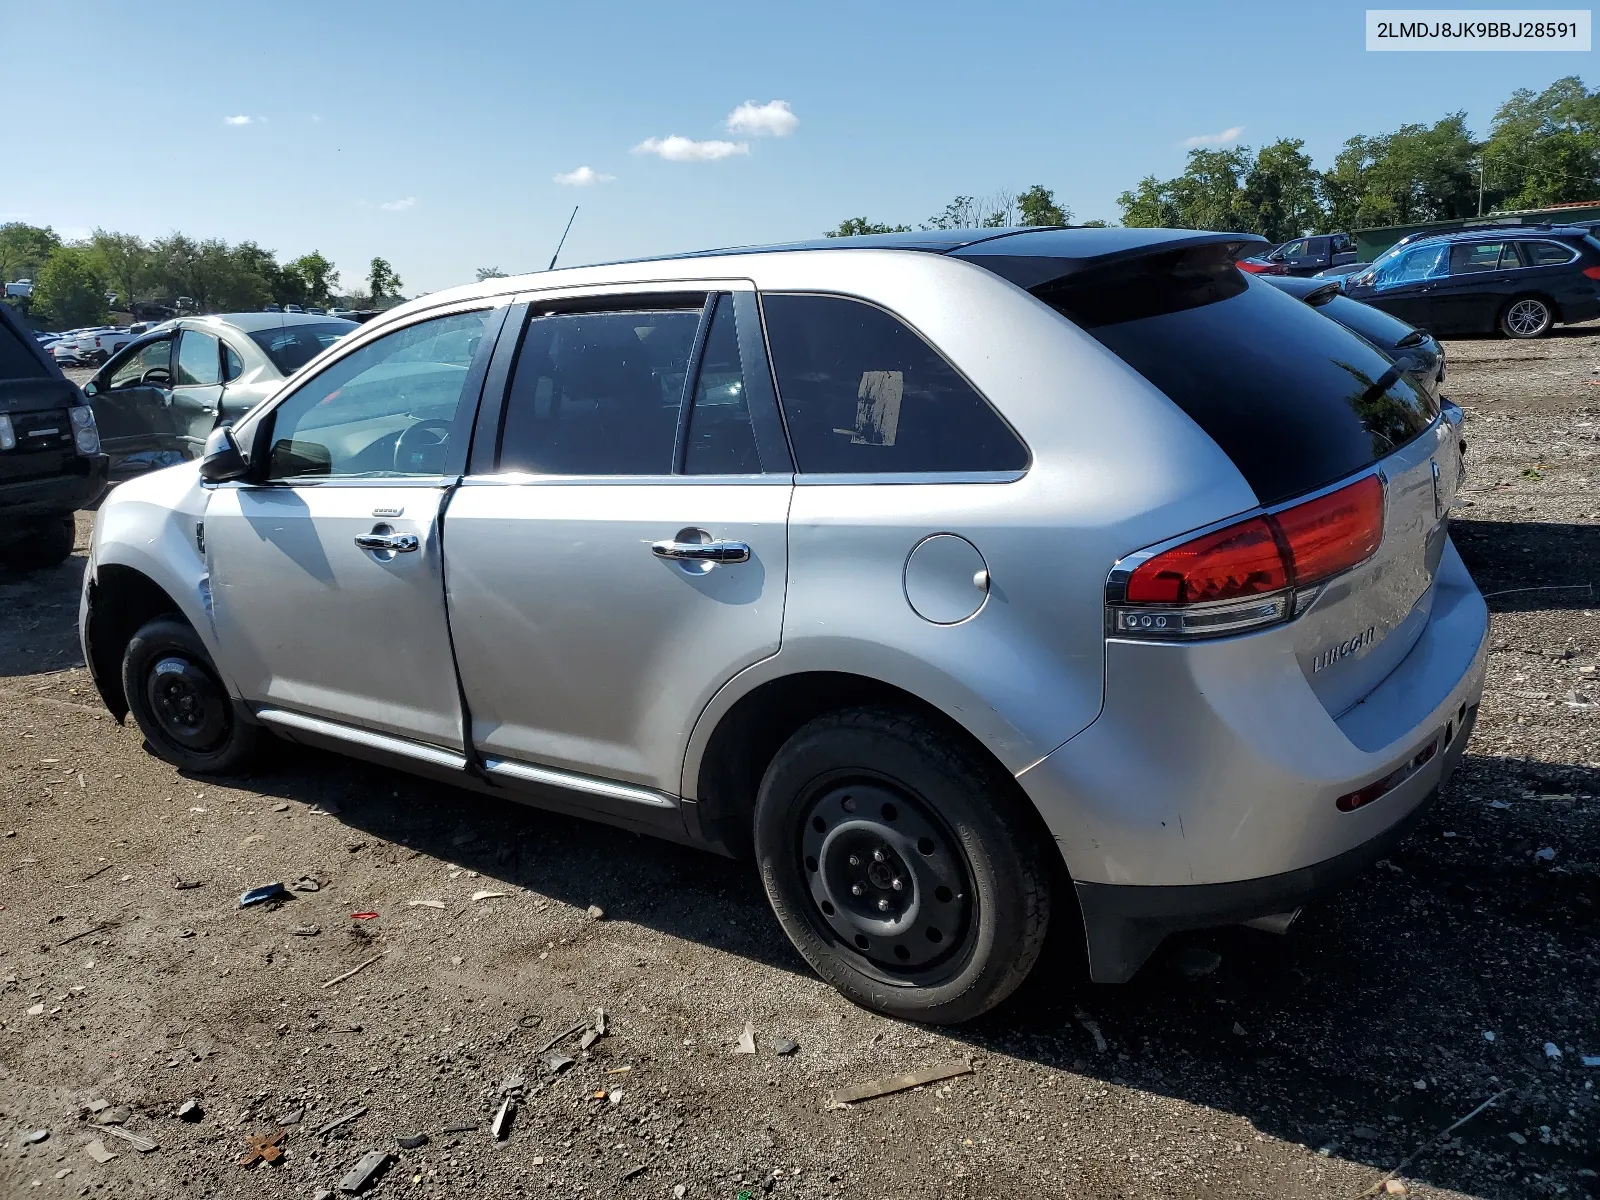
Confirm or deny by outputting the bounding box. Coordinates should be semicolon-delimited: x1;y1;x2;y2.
175;330;220;385
498;308;700;475
1449;242;1505;274
1031;244;1436;505
761;294;1027;474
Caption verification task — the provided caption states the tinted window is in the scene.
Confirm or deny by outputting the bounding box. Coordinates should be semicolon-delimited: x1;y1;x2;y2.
1450;242;1505;274
1032;245;1436;505
248;320;358;375
223;342;245;382
265;309;493;481
1523;240;1576;266
175;330;220;386
108;338;172;389
684;296;760;474
499;309;699;475
1278;239;1309;258
762;294;1027;474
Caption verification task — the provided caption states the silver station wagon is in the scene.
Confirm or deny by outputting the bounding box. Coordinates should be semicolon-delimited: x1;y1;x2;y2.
80;228;1487;1023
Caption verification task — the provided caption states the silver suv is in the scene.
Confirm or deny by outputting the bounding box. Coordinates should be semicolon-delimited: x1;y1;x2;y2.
80;228;1487;1023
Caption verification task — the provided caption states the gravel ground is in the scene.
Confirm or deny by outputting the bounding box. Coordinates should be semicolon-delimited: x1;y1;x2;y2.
1;342;1596;1200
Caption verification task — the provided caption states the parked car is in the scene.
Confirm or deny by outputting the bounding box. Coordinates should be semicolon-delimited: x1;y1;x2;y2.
1238;233;1358;276
81;228;1485;1022
1342;225;1600;338
0;296;107;569
5;279;33;299
284;304;304;313
83;327;135;365
1263;275;1447;406
51;336;89;366
81;312;357;480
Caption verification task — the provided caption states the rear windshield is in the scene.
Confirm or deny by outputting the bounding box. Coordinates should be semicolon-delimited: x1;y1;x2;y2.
1031;246;1437;505
0;316;48;380
248;320;356;375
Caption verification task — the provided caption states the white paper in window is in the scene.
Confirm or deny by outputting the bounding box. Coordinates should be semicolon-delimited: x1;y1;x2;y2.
837;369;903;446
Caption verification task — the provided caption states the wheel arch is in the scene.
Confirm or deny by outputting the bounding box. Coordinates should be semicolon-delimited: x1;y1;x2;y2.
686;668;1050;861
83;564;188;721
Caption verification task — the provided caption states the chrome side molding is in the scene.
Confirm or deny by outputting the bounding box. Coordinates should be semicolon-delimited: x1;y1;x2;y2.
254;707;468;770
482;757;679;810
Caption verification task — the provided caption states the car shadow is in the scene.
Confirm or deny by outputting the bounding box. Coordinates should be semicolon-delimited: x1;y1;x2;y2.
1452;519;1599;612
0;552;87;678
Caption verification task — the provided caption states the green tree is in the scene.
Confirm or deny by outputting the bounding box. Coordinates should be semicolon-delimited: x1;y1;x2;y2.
0;222;62;285
1120;148;1253;231
368;257;402;300
1323;115;1479;229
88;230;149;312
824;218;913;237
1118;175;1182;227
32;246;108;326
148;235;272;313
1240;139;1325;240
1017;184;1071;226
475;266;508;280
285;251;339;305
1482;76;1600;209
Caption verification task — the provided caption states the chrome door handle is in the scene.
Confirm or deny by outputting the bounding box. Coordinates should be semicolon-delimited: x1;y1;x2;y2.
354;532;419;553
651;538;750;564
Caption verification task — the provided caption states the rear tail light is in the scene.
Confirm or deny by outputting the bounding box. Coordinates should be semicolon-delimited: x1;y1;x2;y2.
1109;474;1385;640
69;405;100;455
1583;265;1600;279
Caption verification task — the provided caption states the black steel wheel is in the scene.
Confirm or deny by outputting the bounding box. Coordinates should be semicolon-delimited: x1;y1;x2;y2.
755;707;1052;1024
122;617;260;773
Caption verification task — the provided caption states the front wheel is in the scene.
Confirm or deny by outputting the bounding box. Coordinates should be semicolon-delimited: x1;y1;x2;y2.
122;617;260;774
1500;296;1553;339
754;708;1052;1024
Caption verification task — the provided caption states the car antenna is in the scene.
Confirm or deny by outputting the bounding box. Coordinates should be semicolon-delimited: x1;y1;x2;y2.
548;206;578;271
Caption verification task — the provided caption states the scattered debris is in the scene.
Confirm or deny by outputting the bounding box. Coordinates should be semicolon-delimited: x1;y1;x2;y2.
81;864;112;882
538;1019;589;1054
1582;1055;1600;1067
674;1185;688;1199
338;1149;391;1194
1074;1009;1107;1052
491;1098;515;1141
622;1163;646;1180
171;877;205;891
83;1140;116;1164
1509;1131;1527;1145
586;904;605;920
826;1059;973;1108
542;1052;575;1075
1232;1022;1248;1037
773;1037;800;1057
499;1074;527;1095
1354;1089;1508;1198
608;1089;624;1107
322;951;385;989
176;1100;202;1123
96;1125;156;1153
93;1106;130;1126
54;921;113;948
1483;1031;1496;1042
396;1133;428;1150
292;925;321;937
276;1109;304;1127
239;882;288;908
1169;945;1222;978
176;928;195;938
606;1065;633;1075
580;1008;608;1051
26;1002;44;1016
313;1106;367;1137
1382;1181;1408;1195
1534;847;1557;862
349;912;379;920
1489;799;1512;810
440;1123;477;1135
406;900;445;910
1545;1042;1563;1059
22;1129;48;1145
272;802;290;812
471;890;509;901
292;878;321;893
734;1021;757;1055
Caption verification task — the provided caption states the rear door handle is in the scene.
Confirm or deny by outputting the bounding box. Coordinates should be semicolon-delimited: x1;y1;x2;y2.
354;532;419;553
651;538;750;564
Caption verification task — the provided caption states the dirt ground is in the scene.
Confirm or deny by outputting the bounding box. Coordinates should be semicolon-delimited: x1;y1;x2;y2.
1;341;1596;1200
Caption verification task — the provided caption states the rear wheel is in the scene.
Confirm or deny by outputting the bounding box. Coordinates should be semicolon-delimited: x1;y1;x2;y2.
1;515;75;571
122;617;260;774
754;707;1051;1024
1500;296;1553;339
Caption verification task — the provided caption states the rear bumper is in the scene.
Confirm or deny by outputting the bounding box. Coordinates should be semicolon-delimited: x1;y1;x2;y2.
1018;536;1488;981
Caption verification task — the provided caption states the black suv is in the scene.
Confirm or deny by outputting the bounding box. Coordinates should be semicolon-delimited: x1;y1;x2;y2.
1342;225;1600;338
0;301;108;569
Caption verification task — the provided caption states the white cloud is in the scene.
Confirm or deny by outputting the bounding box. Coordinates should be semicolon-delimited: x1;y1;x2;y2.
553;166;615;186
725;100;798;138
633;135;748;162
223;115;253;126
380;196;417;212
1183;125;1244;148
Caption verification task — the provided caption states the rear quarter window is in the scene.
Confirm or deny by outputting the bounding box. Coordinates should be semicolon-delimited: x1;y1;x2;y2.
1031;245;1436;505
1523;240;1578;266
761;294;1028;474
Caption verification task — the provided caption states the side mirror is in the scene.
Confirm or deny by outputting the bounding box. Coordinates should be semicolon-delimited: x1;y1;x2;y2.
82;381;98;397
1267;251;1286;262
199;425;248;483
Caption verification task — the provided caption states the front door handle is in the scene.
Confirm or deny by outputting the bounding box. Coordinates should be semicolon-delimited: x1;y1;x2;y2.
651;538;750;564
354;532;419;553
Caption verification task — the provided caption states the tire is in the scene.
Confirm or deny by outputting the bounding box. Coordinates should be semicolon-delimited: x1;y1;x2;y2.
753;707;1052;1024
2;515;75;570
1500;295;1553;339
122;617;260;774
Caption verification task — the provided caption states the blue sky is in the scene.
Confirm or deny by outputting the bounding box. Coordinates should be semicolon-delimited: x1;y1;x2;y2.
1;1;1594;294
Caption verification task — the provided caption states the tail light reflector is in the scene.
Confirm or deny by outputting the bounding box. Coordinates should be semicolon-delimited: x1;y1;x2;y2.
1582;265;1600;279
1112;474;1385;640
1336;737;1439;812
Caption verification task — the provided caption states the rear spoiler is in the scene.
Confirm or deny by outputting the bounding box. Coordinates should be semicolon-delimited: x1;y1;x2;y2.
952;232;1269;290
